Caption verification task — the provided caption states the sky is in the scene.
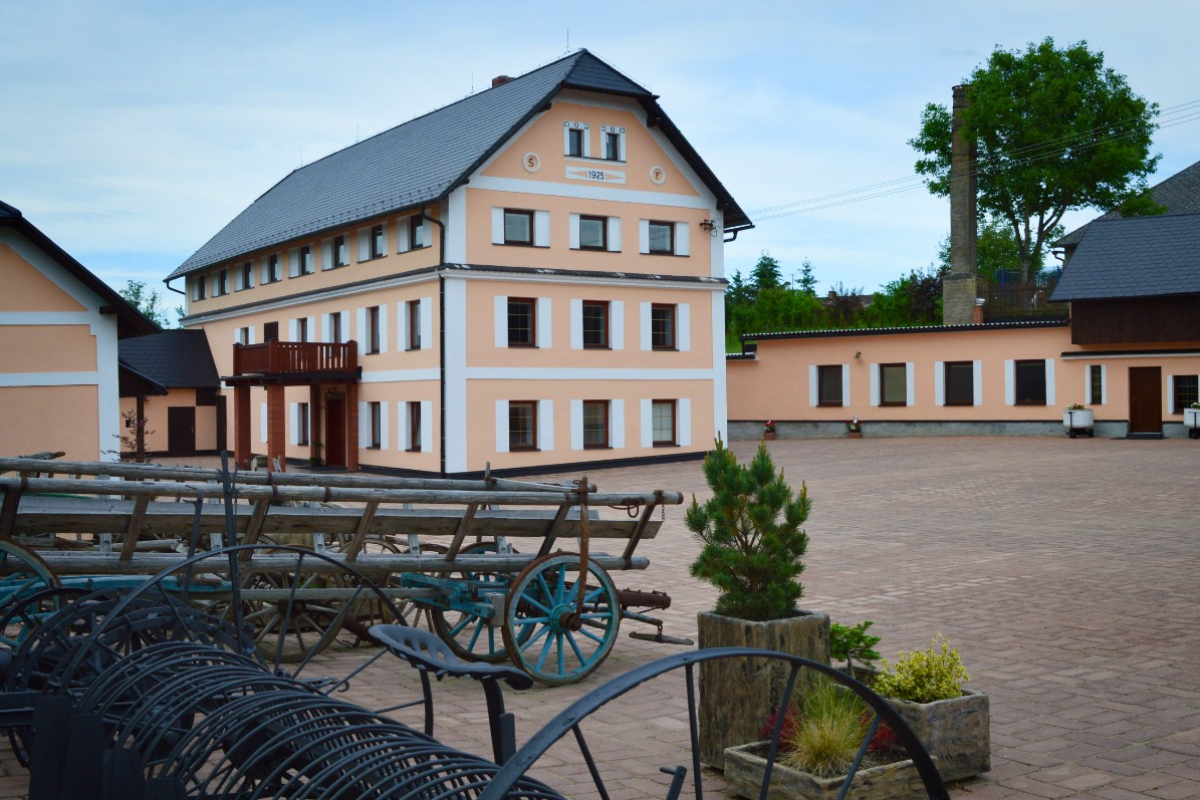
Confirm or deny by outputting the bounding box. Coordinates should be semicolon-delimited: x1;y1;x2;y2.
3;0;1198;318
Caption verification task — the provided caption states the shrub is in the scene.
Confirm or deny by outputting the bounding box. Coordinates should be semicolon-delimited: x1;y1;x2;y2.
780;680;868;778
872;635;969;703
830;620;882;674
686;436;810;621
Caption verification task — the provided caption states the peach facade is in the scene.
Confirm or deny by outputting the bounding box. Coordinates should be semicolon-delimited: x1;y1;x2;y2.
728;323;1200;436
118;390;218;455
179;81;733;474
0;235;120;461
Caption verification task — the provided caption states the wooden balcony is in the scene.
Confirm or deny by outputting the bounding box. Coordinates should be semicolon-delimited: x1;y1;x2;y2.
229;341;359;385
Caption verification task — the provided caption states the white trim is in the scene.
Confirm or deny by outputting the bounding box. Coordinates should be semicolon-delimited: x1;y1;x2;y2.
1167;374;1176;413
570;399;584;450
709;209;724;279
420;400;433;454
0;371;102;387
321;313;332;344
934;361;945;407
678;303;690;352
973;360;983;406
444;278;468;472
378;303;389;354
563;120;591;158
446;187;467;263
471;175;712;211
570;299;583;349
612;399;626;449
397;402;409;452
1101;365;1108;405
841;364;851;407
906;362;915;407
1045;359;1056;406
1004;360;1015;406
396;301;408;351
536;297;552;349
495;400;509;453
533;211;551;248
494;295;507;348
678;398;692;446
260;403;267;443
396;216;412;253
606;217;621;252
379;401;389;451
808;365;819;407
675;222;690;257
491;208;504;245
638;219;650;254
640;398;653;448
0;311;95;325
289;403;299;446
321;238;334;270
359;402;371;448
568;213;581;250
711;293;727;446
639;302;652;350
288;248;300;278
357;228;371;263
1060;351;1200;359
611;301;625;350
357;308;367;347
461;367;722;381
359;369;441;383
869;364;880;407
419;297;432;348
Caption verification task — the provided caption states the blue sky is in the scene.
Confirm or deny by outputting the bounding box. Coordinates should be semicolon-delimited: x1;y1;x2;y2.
3;1;1197;318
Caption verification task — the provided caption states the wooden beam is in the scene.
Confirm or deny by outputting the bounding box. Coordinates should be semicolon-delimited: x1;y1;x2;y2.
343;501;379;562
0;487;21;539
444;503;479;561
118;495;150;561
537;503;572;557
239;498;272;560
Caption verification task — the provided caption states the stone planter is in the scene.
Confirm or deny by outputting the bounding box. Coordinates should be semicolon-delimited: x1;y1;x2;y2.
697;610;830;769
724;741;930;800
884;690;989;782
847;431;863;439
763;431;777;441
1184;407;1200;439
1063;408;1094;438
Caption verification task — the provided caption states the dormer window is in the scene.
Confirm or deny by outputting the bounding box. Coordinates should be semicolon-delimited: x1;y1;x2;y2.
601;125;625;161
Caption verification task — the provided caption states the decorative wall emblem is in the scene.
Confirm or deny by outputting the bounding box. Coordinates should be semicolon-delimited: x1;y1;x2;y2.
649;166;666;185
523;153;541;173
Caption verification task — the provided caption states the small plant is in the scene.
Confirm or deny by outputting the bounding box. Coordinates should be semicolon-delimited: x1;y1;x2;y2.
1065;403;1086;410
763;420;776;434
1190;402;1200;409
780;682;869;778
845;417;861;433
830;620;882;675
686;435;810;621
872;635;969;703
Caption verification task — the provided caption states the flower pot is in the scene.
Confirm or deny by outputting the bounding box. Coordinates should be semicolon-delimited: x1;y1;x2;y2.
724;741;931;800
885;690;989;782
1184;408;1200;439
697;610;831;769
847;431;863;439
763;431;777;440
1063;408;1094;438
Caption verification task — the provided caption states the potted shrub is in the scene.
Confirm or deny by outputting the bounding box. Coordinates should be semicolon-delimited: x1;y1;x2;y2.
845;417;863;439
763;420;777;441
687;436;829;768
830;620;882;678
724;680;929;800
1185;402;1200;439
1063;403;1094;438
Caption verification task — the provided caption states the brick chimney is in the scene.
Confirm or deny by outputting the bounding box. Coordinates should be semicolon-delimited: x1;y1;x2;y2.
491;75;514;88
943;84;979;325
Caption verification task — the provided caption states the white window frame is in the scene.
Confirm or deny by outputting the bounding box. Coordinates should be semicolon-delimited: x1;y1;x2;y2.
563;121;590;158
600;125;626;162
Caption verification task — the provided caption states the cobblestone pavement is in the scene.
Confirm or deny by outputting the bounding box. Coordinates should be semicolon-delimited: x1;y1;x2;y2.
3;437;1198;798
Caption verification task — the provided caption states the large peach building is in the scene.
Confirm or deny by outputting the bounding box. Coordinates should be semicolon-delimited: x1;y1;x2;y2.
1;200;157;461
167;51;751;475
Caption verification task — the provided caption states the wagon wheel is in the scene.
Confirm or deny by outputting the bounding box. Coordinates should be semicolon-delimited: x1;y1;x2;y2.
502;553;620;686
0;540;60;609
0;586;91;652
333;538;447;644
430;542;515;663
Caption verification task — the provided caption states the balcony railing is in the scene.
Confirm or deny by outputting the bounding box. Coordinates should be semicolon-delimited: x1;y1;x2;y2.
233;341;358;376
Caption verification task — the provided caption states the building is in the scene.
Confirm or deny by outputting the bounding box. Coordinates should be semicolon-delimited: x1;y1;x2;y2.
167;51;751;475
1;200;157;461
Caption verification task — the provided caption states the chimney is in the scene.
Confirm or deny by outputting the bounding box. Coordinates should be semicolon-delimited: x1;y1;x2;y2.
491;75;514;88
943;84;979;325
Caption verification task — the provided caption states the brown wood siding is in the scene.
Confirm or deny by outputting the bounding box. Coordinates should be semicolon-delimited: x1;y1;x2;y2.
1071;297;1200;344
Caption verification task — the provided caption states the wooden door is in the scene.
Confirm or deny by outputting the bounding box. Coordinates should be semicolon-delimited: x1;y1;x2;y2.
325;393;346;468
167;407;197;456
1128;367;1162;434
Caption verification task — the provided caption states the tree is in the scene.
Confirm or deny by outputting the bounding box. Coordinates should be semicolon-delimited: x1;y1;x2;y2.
750;252;785;295
934;217;1065;282
797;258;817;298
119;280;169;328
910;37;1160;280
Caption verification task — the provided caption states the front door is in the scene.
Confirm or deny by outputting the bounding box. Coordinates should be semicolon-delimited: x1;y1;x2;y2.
1128;367;1162;434
167;407;197;456
325;393;346;468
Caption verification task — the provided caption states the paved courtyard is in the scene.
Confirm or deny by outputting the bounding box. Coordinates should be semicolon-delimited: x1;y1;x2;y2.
3;436;1198;798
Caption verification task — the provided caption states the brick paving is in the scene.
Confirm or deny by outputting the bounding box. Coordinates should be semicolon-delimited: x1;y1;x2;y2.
3;436;1199;798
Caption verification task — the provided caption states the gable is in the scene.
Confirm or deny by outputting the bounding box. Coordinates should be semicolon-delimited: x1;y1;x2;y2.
0;242;88;312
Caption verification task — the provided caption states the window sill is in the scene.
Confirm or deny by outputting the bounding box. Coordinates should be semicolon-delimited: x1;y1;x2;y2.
583;445;612;451
1015;401;1048;406
583;345;611;351
817;402;844;408
652;442;679;448
507;343;538;349
365;446;382;451
651;346;678;352
406;447;424;453
510;447;539;453
499;242;549;249
406;346;423;352
645;251;688;258
574;246;616;253
565;155;627;166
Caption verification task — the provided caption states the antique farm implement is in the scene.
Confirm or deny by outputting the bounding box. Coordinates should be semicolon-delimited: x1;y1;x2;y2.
0;455;685;684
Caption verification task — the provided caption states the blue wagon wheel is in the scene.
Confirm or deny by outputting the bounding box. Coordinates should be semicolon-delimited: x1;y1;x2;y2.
429;543;513;663
502;553;619;686
0;540;59;610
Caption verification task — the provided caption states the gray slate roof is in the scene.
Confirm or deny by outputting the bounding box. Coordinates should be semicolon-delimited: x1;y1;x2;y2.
1056;159;1200;248
118;330;221;388
169;50;751;281
1050;212;1200;301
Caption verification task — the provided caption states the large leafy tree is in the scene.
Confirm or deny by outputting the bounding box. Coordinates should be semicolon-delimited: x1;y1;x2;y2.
910;37;1159;280
119;280;169;328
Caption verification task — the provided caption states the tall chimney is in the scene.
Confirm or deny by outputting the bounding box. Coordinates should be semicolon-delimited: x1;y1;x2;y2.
943;84;979;325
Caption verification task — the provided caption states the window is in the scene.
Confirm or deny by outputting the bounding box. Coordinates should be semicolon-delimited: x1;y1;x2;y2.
299;245;314;275
1089;365;1104;406
264;321;279;342
408;299;422;350
267;254;281;283
651;400;676;446
503;209;534;245
332;236;348;268
193;275;206;301
1173;375;1198;413
240;262;254;290
215;269;228;296
236;327;251;345
370;225;385;259
944;362;974;406
507;298;536;347
648;221;674;254
297;403;310;446
196;388;217;406
582;301;609;349
367;306;381;354
410;216;426;249
330;312;343;344
578;215;607;250
508;401;537;451
880;363;907;406
295;318;308;343
1015;360;1047;405
368;402;382;449
583;400;609;449
818;366;843;406
651;304;676;350
408;403;422;452
604;131;621;161
567;127;583;157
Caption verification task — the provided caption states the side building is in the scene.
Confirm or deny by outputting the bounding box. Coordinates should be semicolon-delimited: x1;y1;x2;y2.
167;51;751;475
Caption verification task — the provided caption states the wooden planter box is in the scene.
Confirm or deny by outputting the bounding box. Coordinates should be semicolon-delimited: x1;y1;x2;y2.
724;741;931;800
698;610;830;769
885;690;989;782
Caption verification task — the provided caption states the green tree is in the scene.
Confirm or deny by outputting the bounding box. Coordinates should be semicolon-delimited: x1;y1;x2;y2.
910;37;1160;280
934;217;1065;282
119;280;169;328
797;258;817;298
750;252;785;294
